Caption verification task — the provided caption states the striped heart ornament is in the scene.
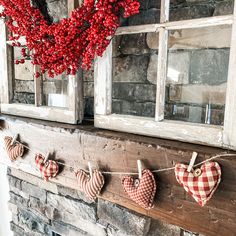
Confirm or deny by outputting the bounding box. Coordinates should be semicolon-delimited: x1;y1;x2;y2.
4;136;24;161
76;170;105;200
122;169;156;209
35;154;59;181
175;162;221;206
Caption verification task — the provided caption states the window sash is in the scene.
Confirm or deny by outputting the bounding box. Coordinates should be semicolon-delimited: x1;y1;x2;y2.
95;1;236;149
0;1;84;124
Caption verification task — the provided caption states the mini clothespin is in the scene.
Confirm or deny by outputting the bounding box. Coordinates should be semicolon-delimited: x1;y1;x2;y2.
44;151;50;163
187;152;198;172
11;134;18;145
88;162;93;177
137;160;142;179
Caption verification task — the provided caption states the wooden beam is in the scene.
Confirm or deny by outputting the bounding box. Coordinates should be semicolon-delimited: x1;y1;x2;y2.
0;117;235;236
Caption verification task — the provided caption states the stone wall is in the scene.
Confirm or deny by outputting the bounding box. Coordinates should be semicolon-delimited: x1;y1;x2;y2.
7;167;202;236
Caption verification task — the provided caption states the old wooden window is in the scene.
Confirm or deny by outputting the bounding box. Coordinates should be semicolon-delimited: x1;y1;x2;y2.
0;1;83;124
95;0;236;149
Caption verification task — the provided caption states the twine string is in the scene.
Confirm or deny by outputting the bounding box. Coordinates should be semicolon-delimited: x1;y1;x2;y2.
0;132;235;176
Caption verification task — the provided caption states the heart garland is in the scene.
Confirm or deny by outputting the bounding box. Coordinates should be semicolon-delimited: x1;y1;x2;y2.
76;169;105;200
4;136;24;161
175;162;221;207
122;169;156;209
35;154;59;181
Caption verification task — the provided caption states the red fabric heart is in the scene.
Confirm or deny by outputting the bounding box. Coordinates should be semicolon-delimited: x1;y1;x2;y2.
35;154;59;181
122;169;156;209
175;162;221;206
76;169;105;200
4;136;24;161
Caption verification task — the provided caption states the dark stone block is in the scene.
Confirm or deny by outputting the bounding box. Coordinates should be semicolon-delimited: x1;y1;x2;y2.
18;209;51;235
12;92;35;105
113;55;149;83
98;199;151;235
170;5;214;21
10;192;29;208
214;0;234;15
128;9;160;25
84;97;94;118
190;49;230;85
119;33;150;55
8;175;22;190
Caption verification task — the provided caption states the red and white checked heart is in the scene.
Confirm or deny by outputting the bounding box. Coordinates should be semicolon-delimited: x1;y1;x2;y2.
175;162;221;206
35;154;59;181
76;169;105;200
4;136;24;161
122;169;156;209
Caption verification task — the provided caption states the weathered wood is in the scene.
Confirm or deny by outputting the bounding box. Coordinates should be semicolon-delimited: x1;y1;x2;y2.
115;15;233;36
34;66;43;107
223;3;236;149
0;104;78;123
0;117;235;236
155;27;168;121
0;19;12;104
95;114;224;148
94;43;112;115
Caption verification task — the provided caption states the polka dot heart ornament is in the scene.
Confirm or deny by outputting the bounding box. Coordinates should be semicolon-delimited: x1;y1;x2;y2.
175;161;221;206
122;164;157;210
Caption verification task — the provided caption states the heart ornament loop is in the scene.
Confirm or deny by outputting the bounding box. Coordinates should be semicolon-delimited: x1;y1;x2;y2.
122;169;157;209
175;162;221;206
4;136;24;161
35;154;59;181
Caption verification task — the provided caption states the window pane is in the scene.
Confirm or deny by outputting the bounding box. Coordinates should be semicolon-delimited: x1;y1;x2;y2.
12;46;35;104
169;0;234;21
42;73;69;108
112;33;157;117
165;25;232;125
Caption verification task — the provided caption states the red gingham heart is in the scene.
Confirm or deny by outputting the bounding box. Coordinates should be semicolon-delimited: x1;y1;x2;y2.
122;169;156;209
4;136;24;161
35;154;59;181
175;162;221;207
76;169;105;200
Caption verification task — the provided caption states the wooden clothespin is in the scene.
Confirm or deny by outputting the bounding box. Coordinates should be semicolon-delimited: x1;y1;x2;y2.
187;152;198;172
44;151;50;163
11;134;18;145
88;162;93;177
137;160;142;179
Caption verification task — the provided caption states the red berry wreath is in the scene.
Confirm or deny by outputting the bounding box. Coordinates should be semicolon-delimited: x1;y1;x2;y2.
0;0;140;78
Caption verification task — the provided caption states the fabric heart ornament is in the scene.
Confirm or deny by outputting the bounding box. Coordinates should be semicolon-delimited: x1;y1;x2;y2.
4;136;24;161
35;154;59;181
122;169;156;209
76;170;105;200
175;162;221;207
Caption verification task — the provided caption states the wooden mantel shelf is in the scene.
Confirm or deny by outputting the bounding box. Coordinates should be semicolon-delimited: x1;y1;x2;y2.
0;115;236;236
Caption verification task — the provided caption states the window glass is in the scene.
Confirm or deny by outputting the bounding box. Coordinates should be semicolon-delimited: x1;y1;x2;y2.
165;25;232;125
42;73;69;108
12;46;35;104
169;0;234;21
112;33;157;117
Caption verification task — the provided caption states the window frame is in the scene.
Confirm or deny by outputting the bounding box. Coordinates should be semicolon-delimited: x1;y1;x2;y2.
95;0;236;149
0;0;84;124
